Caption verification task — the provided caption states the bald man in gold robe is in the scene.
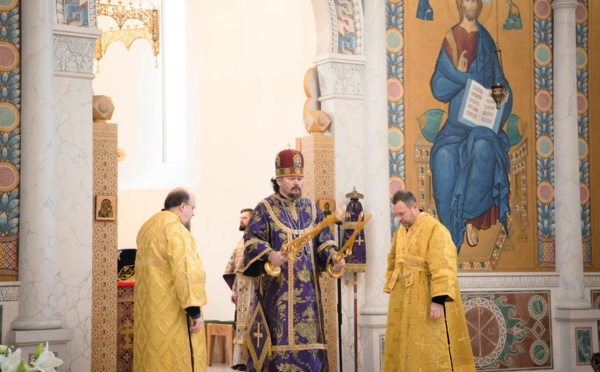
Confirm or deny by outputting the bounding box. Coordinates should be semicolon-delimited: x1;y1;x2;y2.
383;190;475;372
134;188;207;371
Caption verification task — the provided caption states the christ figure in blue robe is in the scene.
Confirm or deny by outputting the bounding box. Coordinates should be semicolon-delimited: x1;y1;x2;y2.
429;0;513;252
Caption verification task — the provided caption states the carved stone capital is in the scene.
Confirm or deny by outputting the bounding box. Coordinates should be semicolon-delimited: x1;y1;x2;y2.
54;27;101;75
314;55;366;98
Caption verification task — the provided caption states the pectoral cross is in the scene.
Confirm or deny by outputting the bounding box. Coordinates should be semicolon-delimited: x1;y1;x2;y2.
254;323;264;348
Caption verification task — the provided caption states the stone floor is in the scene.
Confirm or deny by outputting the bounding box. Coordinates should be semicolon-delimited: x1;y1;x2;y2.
208;362;238;371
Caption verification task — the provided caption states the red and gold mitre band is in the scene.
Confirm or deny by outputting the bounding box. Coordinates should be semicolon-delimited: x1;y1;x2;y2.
275;149;304;178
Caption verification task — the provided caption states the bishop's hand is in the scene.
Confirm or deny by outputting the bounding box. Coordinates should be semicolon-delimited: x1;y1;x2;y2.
269;251;287;267
333;254;345;272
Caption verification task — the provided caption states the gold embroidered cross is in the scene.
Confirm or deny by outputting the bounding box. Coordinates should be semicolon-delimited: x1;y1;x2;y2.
432;325;444;340
448;304;461;317
254;323;264;347
430;354;443;370
457;330;469;345
415;336;430;352
120;319;134;350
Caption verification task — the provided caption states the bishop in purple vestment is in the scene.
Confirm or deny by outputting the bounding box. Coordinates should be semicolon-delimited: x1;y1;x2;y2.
243;149;344;371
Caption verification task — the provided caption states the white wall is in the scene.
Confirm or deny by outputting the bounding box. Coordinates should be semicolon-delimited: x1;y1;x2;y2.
93;1;317;320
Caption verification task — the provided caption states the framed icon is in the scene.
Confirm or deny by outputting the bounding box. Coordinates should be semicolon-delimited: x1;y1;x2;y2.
96;195;116;221
317;199;335;218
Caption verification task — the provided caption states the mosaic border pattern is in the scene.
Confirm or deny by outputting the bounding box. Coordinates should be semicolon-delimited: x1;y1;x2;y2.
0;0;20;279
386;0;404;237
535;0;591;267
533;0;555;267
575;0;591;267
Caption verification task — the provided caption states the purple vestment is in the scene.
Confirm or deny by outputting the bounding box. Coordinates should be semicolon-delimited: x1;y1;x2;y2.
341;197;367;272
243;193;337;371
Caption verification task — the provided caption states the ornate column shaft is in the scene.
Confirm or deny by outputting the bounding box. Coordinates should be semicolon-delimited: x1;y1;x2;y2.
552;0;587;310
13;0;62;331
359;0;390;371
313;52;366;372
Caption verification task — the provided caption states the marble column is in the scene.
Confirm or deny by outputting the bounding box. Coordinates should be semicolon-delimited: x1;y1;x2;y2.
358;0;390;371
13;0;63;331
9;2;100;371
552;0;587;310
314;52;366;371
551;0;599;369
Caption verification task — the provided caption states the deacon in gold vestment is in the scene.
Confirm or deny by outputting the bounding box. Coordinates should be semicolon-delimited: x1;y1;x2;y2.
134;188;208;372
383;190;475;372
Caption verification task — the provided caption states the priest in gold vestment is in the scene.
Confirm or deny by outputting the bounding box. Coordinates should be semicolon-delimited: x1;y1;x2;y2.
134;188;208;372
383;190;475;372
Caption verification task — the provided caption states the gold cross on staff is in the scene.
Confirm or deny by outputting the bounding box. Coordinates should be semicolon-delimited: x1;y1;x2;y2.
326;211;373;278
338;211;373;258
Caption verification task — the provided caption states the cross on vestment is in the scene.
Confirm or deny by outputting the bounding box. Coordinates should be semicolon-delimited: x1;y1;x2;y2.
254;323;264;347
415;336;431;352
457;329;470;345
447;304;461;317
432;325;444;340
430;354;443;370
121;319;134;350
355;235;364;246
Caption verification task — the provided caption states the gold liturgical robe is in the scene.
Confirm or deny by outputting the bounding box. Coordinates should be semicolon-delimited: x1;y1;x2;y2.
134;211;207;372
383;213;475;372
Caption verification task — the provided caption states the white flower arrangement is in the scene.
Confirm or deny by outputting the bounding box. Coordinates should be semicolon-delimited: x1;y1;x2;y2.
0;342;62;372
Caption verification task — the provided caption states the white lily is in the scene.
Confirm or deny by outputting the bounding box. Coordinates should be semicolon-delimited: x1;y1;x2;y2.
1;347;22;372
30;343;63;372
